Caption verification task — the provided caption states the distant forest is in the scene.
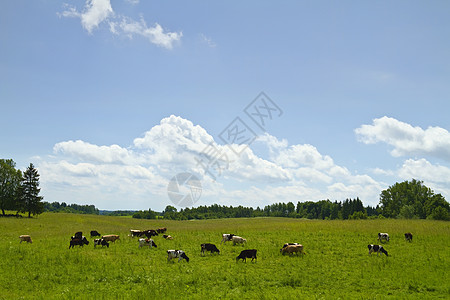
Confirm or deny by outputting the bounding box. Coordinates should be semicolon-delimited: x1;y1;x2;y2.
41;179;449;221
135;198;377;221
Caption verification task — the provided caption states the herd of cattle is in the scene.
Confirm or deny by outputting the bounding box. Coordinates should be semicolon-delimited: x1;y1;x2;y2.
18;230;414;262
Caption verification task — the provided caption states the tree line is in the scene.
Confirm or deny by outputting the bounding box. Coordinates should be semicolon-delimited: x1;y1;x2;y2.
134;198;377;220
0;159;44;217
134;180;449;221
44;201;99;215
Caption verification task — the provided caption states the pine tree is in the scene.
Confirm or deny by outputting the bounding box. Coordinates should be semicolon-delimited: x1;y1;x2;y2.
19;163;44;217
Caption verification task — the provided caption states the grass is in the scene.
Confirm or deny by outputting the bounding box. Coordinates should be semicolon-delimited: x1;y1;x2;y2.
0;213;449;299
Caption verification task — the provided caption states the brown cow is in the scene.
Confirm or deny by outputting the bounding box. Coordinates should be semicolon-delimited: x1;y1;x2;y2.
19;235;32;243
281;244;304;255
102;235;120;242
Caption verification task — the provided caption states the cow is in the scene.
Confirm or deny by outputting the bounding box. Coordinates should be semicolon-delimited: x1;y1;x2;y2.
281;244;304;255
377;233;389;243
280;243;300;252
145;230;158;239
73;232;83;240
156;227;167;234
368;244;388;256
232;236;247;246
167;250;189;263
163;235;173;240
236;249;257;262
221;234;235;244
130;230;143;237
90;230;101;237
69;236;89;249
201;243;220;255
139;238;157;248
102;235;120;243
94;239;109;248
405;232;413;242
19;235;32;243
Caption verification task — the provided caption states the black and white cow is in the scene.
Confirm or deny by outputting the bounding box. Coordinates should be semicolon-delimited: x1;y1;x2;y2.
368;244;388;256
377;232;390;242
221;234;235;244
139;238;157;248
236;249;257;262
404;232;413;242
201;243;220;255
145;230;158;239
94;238;109;248
167;250;189;262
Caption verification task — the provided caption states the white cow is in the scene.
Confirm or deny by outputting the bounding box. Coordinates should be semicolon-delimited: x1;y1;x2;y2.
167;250;189;262
221;234;235;244
139;238;157;248
377;233;389;242
231;235;247;246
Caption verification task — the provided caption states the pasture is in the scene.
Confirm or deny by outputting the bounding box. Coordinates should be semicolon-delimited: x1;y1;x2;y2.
0;213;449;299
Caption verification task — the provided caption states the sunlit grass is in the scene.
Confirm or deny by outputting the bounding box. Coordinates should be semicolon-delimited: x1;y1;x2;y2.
0;213;449;299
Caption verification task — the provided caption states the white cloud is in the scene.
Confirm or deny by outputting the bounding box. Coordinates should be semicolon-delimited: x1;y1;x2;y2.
60;0;113;34
39;115;390;210
398;158;450;184
115;17;182;49
60;0;182;49
355;116;450;160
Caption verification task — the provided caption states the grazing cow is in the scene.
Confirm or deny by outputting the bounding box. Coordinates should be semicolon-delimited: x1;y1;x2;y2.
405;232;413;242
280;243;300;252
19;235;32;243
102;235;120;243
167;250;189;263
94;239;109;248
163;234;173;240
377;233;390;242
236;249;257;262
130;230;145;238
231;235;247;246
69;236;89;249
90;230;101;237
281;244;304;255
74;232;83;240
201;243;220;255
139;238;157;248
368;244;388;256
145;230;158;238
221;234;235;244
156;227;167;234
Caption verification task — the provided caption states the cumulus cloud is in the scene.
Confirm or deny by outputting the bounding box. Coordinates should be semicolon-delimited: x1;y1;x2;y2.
39;115;388;210
60;0;182;49
399;158;450;184
355;116;450;160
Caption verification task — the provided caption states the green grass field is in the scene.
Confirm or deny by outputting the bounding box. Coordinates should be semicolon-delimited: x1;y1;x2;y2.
0;213;449;299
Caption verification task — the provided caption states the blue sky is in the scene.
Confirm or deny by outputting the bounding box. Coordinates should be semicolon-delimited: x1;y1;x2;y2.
1;0;450;211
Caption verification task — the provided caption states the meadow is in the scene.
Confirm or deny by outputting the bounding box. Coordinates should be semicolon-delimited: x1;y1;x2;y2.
0;213;449;299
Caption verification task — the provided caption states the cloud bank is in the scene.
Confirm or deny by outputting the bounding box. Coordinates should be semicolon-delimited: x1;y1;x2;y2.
37;115;450;211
